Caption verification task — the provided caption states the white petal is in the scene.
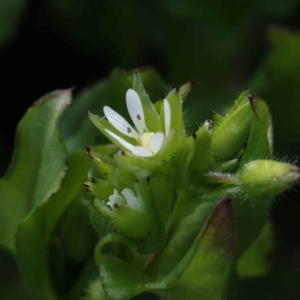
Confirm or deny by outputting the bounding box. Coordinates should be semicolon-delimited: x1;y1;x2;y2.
151;132;164;154
164;99;171;136
126;89;145;134
131;146;153;157
121;188;144;211
107;189;126;209
105;129;134;151
104;106;138;138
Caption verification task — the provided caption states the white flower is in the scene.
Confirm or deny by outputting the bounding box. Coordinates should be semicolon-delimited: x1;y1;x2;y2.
107;188;144;212
103;89;171;157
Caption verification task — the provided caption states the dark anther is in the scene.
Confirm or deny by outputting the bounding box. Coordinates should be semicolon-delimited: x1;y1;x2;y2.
114;203;119;208
137;114;141;120
190;80;195;87
146;176;151;182
127;127;132;133
92;178;98;183
176;87;180;93
248;93;254;102
121;151;126;156
192;133;197;139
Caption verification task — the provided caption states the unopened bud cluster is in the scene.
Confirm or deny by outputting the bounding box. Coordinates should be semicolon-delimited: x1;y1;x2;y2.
85;73;299;251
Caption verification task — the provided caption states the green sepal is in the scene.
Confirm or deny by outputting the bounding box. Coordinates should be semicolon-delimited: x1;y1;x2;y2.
88;111;139;151
179;81;195;99
114;206;154;238
211;110;224;123
165;88;184;133
133;73;161;132
86;146;113;181
94;198;114;220
227;89;250;116
212;102;252;162
211;158;239;173
189;120;212;176
240;98;272;164
85;179;115;201
239;160;299;200
147;175;175;224
111;168;138;191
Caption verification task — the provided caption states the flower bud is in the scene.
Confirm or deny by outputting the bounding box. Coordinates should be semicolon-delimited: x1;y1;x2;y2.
212;102;252;162
239;160;300;199
189;120;212;176
179;81;195;99
240;97;272;164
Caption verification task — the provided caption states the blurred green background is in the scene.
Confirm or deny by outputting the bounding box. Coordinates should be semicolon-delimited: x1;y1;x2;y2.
2;0;300;299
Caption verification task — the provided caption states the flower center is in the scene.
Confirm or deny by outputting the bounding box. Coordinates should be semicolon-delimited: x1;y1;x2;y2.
140;132;155;151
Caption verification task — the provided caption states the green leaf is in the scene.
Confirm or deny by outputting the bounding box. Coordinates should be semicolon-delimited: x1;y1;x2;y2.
0;90;71;252
143;197;235;300
0;0;28;47
15;151;89;300
251;28;300;153
232;194;271;257
146;202;214;278
237;221;273;278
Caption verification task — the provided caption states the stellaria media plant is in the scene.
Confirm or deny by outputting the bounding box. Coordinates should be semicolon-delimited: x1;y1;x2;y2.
0;68;299;300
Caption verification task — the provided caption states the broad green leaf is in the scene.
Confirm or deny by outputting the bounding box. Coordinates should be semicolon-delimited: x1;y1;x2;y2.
16;152;89;300
143;197;235;300
0;90;71;252
146;202;214;278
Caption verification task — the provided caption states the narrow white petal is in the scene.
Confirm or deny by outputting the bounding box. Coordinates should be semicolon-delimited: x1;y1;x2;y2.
131;146;153;157
105;129;134;151
151;132;164;154
121;188;144;211
107;189;126;209
164;99;171;136
126;89;145;134
104;106;138;138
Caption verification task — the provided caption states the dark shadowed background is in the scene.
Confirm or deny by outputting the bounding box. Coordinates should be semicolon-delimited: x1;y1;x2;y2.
2;0;300;299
